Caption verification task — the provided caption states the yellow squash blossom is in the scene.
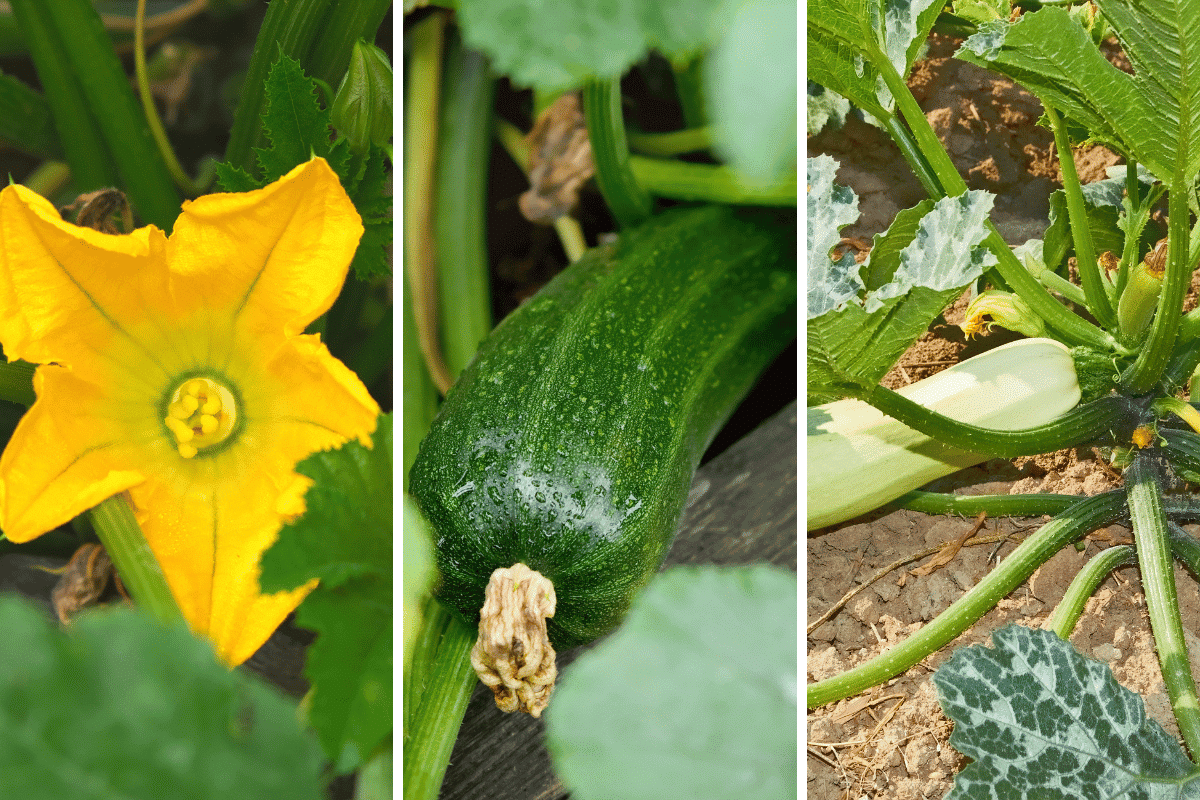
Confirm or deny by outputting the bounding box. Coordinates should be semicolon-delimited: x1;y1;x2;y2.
0;158;380;665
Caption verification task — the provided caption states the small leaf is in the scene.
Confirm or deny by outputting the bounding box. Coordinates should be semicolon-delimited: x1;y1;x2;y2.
255;50;333;182
806;154;862;319
546;564;797;800
935;625;1200;798
0;596;325;798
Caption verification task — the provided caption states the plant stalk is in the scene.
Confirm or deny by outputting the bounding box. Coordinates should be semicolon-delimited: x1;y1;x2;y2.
898;490;1082;518
1044;105;1112;326
89;494;181;624
1045;544;1135;639
808;491;1128;708
403;599;477;800
875;52;1119;352
1126;454;1200;756
861;387;1134;459
582;78;653;228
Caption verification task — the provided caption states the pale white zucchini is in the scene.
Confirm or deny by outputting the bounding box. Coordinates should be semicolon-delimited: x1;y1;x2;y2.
807;338;1082;530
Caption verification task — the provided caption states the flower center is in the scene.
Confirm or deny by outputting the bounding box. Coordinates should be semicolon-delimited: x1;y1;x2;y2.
163;377;238;459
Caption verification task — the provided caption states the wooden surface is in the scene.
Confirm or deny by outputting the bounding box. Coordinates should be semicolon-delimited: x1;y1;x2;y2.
437;401;797;799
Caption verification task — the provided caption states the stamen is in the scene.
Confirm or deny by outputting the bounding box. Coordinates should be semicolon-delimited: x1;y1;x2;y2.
164;376;238;458
164;416;194;442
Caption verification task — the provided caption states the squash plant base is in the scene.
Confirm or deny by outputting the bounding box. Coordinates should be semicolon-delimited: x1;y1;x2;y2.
805;472;1200;799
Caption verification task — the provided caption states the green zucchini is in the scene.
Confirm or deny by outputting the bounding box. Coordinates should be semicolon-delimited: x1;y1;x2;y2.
409;205;795;714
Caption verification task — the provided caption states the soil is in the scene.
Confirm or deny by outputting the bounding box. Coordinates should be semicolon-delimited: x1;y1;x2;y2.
806;33;1200;800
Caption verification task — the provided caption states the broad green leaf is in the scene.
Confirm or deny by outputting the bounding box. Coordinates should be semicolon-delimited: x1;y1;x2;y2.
545;564;797;800
294;582;391;773
455;0;723;92
258;413;392;772
0;596;324;799
958;0;1200;183
259;414;390;591
807;0;943;118
705;0;797;185
807;156;996;403
935;625;1200;798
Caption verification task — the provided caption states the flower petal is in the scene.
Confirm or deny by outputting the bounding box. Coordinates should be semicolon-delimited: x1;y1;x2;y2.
0;368;144;541
0;185;172;371
165;158;364;337
127;460;313;666
251;334;381;459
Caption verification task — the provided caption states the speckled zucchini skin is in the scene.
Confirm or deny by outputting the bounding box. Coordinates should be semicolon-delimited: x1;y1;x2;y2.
409;206;796;648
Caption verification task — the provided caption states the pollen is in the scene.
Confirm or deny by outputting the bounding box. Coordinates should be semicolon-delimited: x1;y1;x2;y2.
163;376;237;459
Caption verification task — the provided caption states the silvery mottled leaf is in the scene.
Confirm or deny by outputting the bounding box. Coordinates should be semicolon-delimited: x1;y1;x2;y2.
935;625;1200;799
807;155;862;319
865;190;996;311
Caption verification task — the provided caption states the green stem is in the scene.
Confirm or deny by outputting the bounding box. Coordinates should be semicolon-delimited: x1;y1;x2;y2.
582;78;653;228
671;56;707;129
808;491;1128;708
88;494;181;624
1045;105;1112;327
20;161;70;198
861;387;1135;459
403;11;453;396
897;490;1082;518
627;126;711;157
1123;174;1191;393
881;112;944;201
876;52;1118;352
435;37;493;379
133;0;207;196
303;0;391;92
1168;523;1200;582
627;157;796;205
1045;544;1135;639
403;600;477;800
1126;454;1200;756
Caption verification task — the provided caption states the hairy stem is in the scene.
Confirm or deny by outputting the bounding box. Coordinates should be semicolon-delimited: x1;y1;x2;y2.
808;491;1127;708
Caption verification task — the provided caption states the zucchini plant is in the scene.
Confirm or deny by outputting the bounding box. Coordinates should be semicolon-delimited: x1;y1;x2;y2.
810;0;1200;793
405;3;797;799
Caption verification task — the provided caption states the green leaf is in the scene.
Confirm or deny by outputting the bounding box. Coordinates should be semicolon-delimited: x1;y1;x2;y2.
807;80;851;136
934;625;1200;798
455;0;724;91
705;0;797;185
545;564;797;800
258;413;392;771
807;156;997;402
294;582;391;773
255;50;334;182
958;1;1200;183
260;413;390;592
807;0;943;118
0;596;324;799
